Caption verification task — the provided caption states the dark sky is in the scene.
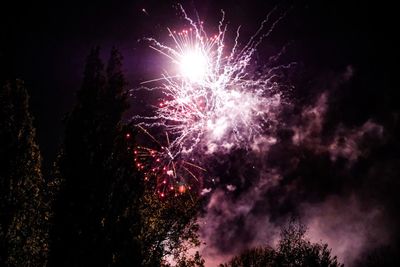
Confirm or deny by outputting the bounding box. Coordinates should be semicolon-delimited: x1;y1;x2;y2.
1;1;399;266
1;0;395;167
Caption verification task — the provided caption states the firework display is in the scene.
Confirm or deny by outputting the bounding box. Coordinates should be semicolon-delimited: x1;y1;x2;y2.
131;125;205;197
133;7;286;196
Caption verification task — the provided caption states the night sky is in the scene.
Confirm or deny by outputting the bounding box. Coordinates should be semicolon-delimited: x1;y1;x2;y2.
2;1;399;266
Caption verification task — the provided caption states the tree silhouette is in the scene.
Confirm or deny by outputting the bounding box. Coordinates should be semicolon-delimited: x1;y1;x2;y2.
140;184;201;266
0;80;50;266
48;46;203;266
220;247;275;267
49;47;128;266
221;219;343;267
275;219;342;267
103;126;203;266
102;125;145;266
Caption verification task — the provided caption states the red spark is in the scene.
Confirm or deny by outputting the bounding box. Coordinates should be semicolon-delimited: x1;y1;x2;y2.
178;185;186;193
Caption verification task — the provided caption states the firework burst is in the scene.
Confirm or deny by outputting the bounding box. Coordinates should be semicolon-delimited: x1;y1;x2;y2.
133;125;206;197
133;6;290;193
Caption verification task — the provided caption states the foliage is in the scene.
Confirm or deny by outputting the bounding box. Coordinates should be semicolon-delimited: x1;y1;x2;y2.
102;125;145;266
139;180;202;266
220;247;276;267
275;219;342;267
49;46;203;266
0;80;50;266
171;251;205;267
49;47;128;266
221;219;343;267
99;123;204;266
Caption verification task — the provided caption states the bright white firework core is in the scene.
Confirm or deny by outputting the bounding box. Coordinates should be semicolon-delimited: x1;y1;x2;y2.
179;49;208;82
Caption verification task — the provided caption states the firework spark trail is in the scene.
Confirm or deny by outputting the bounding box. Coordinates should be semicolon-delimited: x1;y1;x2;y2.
133;125;205;197
132;6;290;193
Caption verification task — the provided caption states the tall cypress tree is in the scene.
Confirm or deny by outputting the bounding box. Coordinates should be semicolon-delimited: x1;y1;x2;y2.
102;126;202;267
50;46;202;266
102;125;144;266
0;80;49;266
49;47;128;266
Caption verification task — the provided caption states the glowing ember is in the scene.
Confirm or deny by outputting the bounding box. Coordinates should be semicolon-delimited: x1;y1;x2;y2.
178;185;186;193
